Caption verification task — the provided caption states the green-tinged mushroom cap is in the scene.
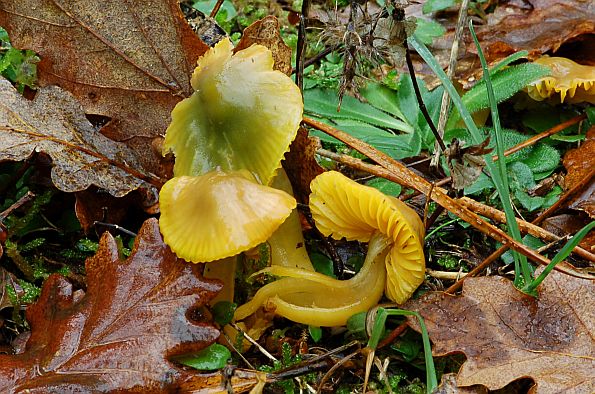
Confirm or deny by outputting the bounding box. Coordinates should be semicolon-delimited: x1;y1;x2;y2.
163;38;303;185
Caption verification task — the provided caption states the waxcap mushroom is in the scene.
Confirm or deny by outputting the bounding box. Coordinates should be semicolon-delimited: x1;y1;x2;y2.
159;169;296;263
163;38;303;185
310;171;425;304
527;56;595;104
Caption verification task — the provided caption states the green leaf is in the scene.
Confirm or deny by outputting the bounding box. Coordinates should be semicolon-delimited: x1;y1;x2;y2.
212;301;237;326
396;75;444;149
447;63;550;129
422;0;456;14
308;325;323;343
176;343;231;371
413;18;446;45
310;252;336;278
523;143;560;179
192;0;237;21
346;312;367;338
360;82;408;122
304;88;413;132
514;189;544;211
366;178;402;197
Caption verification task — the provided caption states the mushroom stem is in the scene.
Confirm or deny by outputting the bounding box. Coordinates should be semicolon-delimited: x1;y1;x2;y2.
204;256;237;304
234;232;390;327
268;169;314;271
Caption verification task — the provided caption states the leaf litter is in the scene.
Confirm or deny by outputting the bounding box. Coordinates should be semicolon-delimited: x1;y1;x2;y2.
0;0;594;392
0;77;154;197
405;269;595;393
0;219;222;392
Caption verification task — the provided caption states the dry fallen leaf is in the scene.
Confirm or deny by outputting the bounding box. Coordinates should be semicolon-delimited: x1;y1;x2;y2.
0;218;222;392
0;0;209;177
0;77;153;197
235;16;293;76
405;270;595;393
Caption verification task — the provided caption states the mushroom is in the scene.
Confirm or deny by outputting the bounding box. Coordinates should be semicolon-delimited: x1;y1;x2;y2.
159;169;296;263
163;37;303;184
234;171;426;327
527;56;595;104
158;37;303;305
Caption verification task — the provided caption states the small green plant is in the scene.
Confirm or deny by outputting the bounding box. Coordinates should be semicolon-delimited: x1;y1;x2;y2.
366;307;437;394
0;27;38;93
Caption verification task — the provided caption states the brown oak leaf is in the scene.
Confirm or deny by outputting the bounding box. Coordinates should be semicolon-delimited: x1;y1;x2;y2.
405;270;595;393
474;0;595;63
235;16;293;76
563;126;595;218
0;77;155;197
0;218;222;392
0;0;209;178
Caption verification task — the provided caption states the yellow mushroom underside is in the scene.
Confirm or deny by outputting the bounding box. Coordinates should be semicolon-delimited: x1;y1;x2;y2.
527;56;595;104
234;171;425;327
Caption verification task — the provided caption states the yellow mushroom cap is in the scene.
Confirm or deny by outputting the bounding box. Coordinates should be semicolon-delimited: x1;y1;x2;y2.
163;38;303;185
309;171;425;304
527;56;595;104
159;169;296;262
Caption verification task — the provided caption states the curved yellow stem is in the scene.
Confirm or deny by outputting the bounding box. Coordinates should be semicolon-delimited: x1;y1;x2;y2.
234;233;390;327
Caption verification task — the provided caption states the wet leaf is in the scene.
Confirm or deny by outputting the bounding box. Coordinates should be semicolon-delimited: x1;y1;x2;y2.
0;0;209;177
283;127;324;204
563;126;595;218
405;270;595;393
0;219;222;392
0;78;152;197
474;0;595;63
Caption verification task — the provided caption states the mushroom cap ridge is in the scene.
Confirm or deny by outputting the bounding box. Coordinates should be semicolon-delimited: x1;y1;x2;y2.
309;171;425;303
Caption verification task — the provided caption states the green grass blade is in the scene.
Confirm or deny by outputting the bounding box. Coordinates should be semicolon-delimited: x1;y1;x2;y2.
408;34;530;286
367;308;437;394
469;22;531;285
524;221;595;294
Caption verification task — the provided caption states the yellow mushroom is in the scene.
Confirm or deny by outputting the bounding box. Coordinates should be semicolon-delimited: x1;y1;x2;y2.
234;171;426;327
159;169;296;263
158;38;303;305
163;38;303;185
527;56;595;104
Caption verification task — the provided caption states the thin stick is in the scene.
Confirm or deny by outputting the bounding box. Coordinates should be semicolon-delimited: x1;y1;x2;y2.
493;114;587;160
0;191;34;220
311;142;589;279
377;321;408;349
426;268;468;280
404;43;446;151
431;0;471;167
295;0;311;91
209;0;225;18
459;196;595;262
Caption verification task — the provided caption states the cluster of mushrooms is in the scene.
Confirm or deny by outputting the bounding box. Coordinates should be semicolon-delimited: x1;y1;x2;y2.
159;38;426;332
